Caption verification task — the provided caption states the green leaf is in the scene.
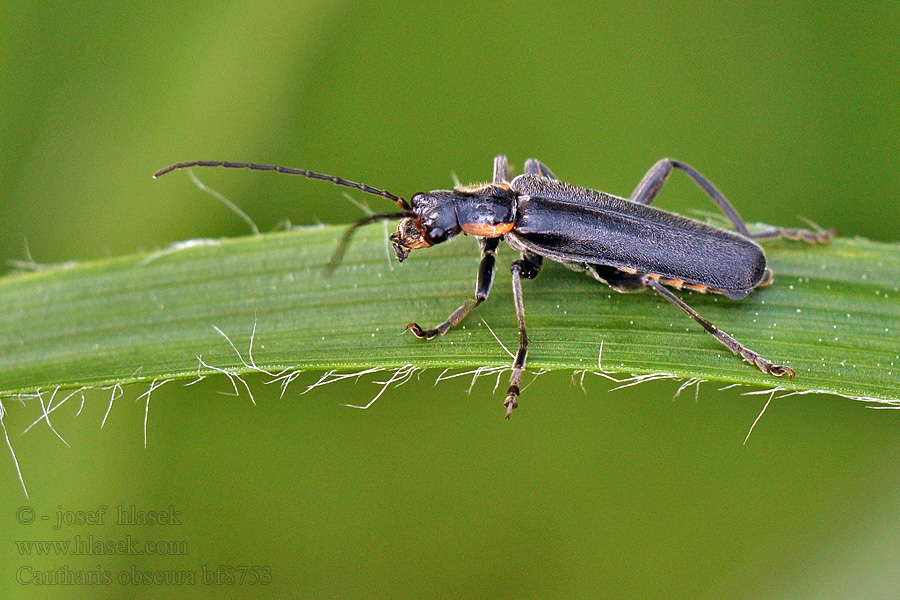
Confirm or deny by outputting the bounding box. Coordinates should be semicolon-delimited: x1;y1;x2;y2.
0;226;897;403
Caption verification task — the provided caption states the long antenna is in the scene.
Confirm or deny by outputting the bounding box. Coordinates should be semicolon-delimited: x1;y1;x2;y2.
153;161;411;210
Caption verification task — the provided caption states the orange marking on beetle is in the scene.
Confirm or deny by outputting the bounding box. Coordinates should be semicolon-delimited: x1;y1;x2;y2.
462;222;515;237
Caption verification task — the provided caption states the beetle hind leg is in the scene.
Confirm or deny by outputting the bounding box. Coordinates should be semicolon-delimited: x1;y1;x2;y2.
631;158;836;244
630;158;754;236
749;226;836;244
641;276;794;378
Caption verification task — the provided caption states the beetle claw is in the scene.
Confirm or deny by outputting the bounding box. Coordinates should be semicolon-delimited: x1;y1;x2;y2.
769;364;795;378
406;322;439;340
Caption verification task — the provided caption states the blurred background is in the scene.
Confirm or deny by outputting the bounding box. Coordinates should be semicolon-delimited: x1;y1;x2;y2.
1;1;899;598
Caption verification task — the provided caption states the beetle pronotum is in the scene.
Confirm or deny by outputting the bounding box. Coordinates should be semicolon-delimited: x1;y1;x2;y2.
155;156;833;418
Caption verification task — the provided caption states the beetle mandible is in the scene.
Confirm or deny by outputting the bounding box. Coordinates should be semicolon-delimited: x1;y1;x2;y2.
155;156;834;418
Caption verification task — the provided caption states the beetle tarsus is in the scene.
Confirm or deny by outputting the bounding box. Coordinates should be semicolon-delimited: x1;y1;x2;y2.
406;322;439;340
757;358;795;378
738;347;795;379
406;297;483;340
751;227;836;244
504;393;519;419
770;364;795;378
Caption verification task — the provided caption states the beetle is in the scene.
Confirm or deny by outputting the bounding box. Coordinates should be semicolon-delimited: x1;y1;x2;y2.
155;156;833;418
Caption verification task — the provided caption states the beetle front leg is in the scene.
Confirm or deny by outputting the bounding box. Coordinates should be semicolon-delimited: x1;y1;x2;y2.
493;155;511;184
407;238;500;339
505;253;543;419
643;277;795;378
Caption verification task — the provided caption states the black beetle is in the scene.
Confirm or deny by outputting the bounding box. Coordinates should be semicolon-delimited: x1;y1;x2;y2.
155;156;833;418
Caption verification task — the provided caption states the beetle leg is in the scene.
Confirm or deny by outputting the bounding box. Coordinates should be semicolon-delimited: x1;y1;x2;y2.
630;158;753;236
493;155;511;184
523;159;558;180
587;264;648;293
643;276;795;378
407;237;500;339
631;159;835;244
749;227;835;244
505;253;543;419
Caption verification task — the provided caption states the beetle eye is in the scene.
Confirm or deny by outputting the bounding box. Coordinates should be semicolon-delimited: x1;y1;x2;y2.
426;227;446;244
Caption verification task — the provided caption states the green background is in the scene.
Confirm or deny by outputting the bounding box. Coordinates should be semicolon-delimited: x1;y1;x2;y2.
1;1;899;598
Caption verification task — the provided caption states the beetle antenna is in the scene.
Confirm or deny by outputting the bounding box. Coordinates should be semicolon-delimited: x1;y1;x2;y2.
325;211;415;275
153;161;412;210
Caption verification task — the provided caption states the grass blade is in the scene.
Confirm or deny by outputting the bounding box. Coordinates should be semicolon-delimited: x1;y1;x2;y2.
0;226;897;403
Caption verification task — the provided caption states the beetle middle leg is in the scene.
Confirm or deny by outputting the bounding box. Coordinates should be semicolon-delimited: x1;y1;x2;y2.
639;274;795;377
407;237;500;339
523;158;558;180
630;158;833;243
504;252;543;419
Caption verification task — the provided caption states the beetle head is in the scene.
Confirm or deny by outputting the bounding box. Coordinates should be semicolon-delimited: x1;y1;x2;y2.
390;191;463;262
